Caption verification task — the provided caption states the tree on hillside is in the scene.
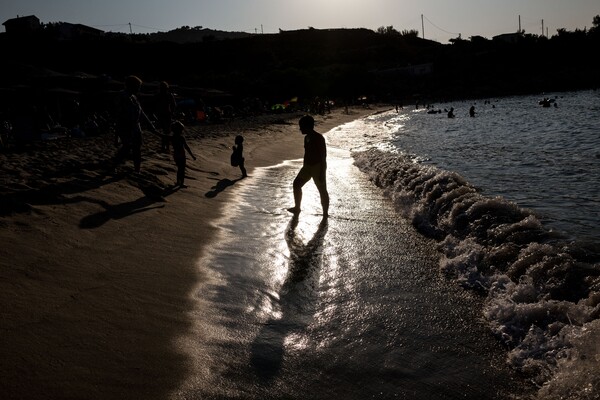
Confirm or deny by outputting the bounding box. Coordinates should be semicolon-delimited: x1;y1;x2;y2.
376;26;419;38
377;25;399;35
591;15;600;34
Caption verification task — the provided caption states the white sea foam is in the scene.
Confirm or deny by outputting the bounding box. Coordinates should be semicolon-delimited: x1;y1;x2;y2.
353;147;600;399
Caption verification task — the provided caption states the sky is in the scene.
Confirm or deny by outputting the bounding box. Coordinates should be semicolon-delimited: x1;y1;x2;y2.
1;0;598;43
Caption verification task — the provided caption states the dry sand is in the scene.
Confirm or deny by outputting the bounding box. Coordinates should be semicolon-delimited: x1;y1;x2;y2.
0;105;390;399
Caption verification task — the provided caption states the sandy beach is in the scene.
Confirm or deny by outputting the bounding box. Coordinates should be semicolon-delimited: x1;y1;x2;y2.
0;105;390;399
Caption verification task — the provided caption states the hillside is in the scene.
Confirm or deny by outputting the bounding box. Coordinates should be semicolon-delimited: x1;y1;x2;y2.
1;26;599;110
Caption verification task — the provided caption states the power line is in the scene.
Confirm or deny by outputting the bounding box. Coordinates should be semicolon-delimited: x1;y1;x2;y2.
422;15;461;37
130;23;163;32
92;24;130;28
90;22;164;33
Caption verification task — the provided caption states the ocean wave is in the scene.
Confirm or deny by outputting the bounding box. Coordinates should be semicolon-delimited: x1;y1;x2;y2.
353;148;600;399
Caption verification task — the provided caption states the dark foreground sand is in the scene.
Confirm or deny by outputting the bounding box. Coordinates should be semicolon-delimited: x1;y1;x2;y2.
0;105;390;399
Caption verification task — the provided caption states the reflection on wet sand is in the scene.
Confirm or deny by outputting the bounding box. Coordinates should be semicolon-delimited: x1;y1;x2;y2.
178;150;528;399
251;215;328;382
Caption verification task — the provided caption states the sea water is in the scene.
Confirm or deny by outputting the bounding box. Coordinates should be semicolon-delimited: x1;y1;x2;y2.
180;154;527;400
349;90;600;243
178;90;599;399
338;89;600;399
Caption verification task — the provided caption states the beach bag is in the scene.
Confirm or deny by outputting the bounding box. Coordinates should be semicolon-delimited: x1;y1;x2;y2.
230;148;240;167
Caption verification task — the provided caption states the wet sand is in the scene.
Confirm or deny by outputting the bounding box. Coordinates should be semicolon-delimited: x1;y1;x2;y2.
0;106;389;399
175;149;530;399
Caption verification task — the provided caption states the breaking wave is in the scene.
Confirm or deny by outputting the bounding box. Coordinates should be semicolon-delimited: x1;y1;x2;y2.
354;148;600;399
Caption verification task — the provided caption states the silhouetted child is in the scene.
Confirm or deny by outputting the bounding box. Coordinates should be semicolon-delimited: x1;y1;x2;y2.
231;135;247;178
170;121;196;187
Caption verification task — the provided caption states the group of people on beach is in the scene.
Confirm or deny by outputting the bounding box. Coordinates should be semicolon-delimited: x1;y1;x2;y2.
113;75;195;187
114;75;330;217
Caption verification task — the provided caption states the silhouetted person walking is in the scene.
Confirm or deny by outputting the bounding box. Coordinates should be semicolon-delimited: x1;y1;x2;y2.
287;115;329;217
113;75;161;173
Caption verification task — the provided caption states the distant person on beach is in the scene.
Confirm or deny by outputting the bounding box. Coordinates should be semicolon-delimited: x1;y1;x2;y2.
231;135;247;178
447;107;455;118
469;105;476;117
113;75;162;173
170;120;196;187
287;115;329;218
155;81;177;153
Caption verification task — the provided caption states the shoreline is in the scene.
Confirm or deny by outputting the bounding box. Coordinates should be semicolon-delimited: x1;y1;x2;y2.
0;105;390;399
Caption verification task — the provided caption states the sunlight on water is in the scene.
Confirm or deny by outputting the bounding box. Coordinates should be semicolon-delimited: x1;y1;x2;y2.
343;92;600;400
179;144;525;399
177;95;600;399
283;332;311;351
386;91;600;241
246;289;282;319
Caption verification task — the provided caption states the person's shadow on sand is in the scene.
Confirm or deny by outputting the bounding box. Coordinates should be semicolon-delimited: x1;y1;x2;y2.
79;173;184;228
79;196;166;229
250;215;328;382
0;173;124;216
205;177;244;198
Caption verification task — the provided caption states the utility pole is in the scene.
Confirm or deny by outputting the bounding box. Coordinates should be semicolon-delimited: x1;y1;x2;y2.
541;19;544;36
518;15;521;33
129;22;132;34
261;24;263;34
421;14;424;39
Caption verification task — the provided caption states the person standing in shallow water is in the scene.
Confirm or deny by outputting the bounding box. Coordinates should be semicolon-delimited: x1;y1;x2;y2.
287;115;329;217
170;121;196;187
